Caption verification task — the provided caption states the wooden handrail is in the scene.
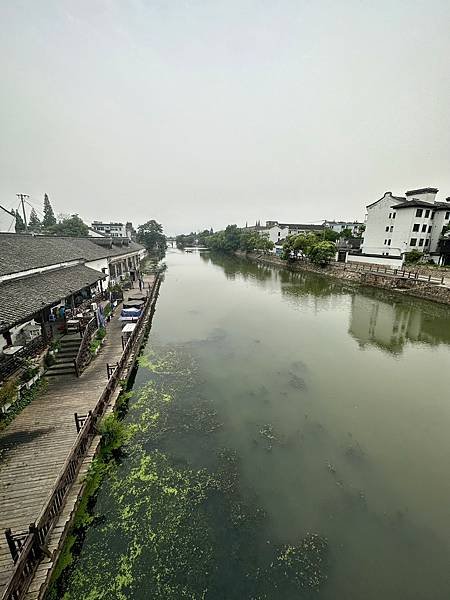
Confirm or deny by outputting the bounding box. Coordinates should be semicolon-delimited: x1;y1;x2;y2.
1;273;161;600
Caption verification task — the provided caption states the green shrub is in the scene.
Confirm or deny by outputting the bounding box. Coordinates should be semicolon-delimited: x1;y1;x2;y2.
98;414;130;458
0;378;18;412
21;359;40;383
96;327;106;341
89;338;101;355
404;249;422;264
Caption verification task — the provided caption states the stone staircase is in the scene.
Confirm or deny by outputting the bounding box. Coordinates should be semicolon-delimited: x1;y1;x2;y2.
45;335;81;378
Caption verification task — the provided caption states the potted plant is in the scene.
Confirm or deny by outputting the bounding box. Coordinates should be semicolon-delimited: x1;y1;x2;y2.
0;378;19;414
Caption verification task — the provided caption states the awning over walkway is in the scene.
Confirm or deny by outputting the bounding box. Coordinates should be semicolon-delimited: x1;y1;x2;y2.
0;265;106;332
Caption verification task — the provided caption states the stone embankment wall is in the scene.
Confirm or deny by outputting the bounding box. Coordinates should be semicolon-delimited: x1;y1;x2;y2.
239;252;450;306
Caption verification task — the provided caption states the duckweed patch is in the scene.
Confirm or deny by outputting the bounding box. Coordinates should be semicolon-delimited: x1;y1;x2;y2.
53;345;329;599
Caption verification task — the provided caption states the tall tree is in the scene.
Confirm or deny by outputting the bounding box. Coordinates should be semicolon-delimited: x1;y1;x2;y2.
50;214;89;237
13;209;26;232
28;208;41;232
137;220;166;256
42;194;56;228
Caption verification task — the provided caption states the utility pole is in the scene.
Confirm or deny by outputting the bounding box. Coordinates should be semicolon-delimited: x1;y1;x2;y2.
16;193;29;231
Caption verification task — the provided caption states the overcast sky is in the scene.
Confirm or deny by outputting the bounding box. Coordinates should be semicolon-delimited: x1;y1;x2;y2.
1;1;449;235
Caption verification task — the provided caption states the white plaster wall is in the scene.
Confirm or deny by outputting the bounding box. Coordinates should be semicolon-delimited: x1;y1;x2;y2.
347;254;404;268
85;257;110;287
362;193;438;256
259;226;288;244
362;193;404;256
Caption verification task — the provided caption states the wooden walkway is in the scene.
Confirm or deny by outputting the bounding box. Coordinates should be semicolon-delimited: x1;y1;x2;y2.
0;278;155;593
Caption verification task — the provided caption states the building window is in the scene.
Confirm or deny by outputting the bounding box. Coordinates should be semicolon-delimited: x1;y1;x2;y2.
421;224;427;233
419;239;424;247
385;226;389;232
388;213;392;219
416;209;423;217
431;212;435;220
425;209;430;218
410;238;417;246
425;239;429;246
384;239;387;245
392;213;396;219
390;226;394;232
446;212;450;220
388;239;391;246
428;226;432;233
413;224;420;232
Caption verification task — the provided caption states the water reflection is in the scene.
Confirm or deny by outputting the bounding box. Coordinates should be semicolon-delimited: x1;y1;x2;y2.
206;252;450;352
202;251;274;282
349;292;450;353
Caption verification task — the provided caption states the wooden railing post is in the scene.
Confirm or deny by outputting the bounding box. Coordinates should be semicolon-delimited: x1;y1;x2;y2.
4;528;18;563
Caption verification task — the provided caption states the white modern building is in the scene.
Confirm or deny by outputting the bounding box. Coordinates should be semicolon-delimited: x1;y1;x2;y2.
356;187;450;266
91;221;134;239
323;220;364;235
259;221;324;244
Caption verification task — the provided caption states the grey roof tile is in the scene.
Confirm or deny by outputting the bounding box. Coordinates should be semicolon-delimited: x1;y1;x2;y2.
0;264;106;331
0;233;145;277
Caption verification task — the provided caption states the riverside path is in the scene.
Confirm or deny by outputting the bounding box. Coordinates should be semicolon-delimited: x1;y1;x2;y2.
0;275;156;594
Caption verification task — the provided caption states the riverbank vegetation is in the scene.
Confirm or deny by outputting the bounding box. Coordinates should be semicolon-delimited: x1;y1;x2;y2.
176;228;213;248
282;233;337;266
177;224;274;254
136;219;166;258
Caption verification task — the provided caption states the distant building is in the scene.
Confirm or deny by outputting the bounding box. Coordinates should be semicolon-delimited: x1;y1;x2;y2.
91;221;128;238
323;220;363;235
125;222;137;240
258;221;324;244
358;187;450;266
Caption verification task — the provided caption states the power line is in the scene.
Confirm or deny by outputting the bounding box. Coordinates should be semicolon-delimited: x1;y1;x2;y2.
24;198;45;220
8;200;23;232
16;193;29;232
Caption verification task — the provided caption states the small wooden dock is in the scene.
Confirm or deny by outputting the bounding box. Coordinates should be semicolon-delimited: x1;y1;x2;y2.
0;274;159;598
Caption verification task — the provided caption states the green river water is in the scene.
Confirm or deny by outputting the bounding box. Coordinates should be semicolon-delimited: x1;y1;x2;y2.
58;250;450;599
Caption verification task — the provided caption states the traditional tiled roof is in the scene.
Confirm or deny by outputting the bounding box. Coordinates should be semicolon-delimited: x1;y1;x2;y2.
0;264;106;331
0;233;145;277
366;192;406;209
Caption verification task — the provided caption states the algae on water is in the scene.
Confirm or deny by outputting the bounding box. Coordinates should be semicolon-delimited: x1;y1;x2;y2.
53;345;329;600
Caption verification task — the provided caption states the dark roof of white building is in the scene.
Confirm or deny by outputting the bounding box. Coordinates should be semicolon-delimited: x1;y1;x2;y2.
391;200;450;210
405;187;438;196
366;192;406;209
277;223;324;230
0;233;145;277
0;264;106;332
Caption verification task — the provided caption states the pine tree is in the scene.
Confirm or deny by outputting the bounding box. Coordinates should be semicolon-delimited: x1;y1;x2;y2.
42;194;56;228
14;210;26;232
28;208;41;232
